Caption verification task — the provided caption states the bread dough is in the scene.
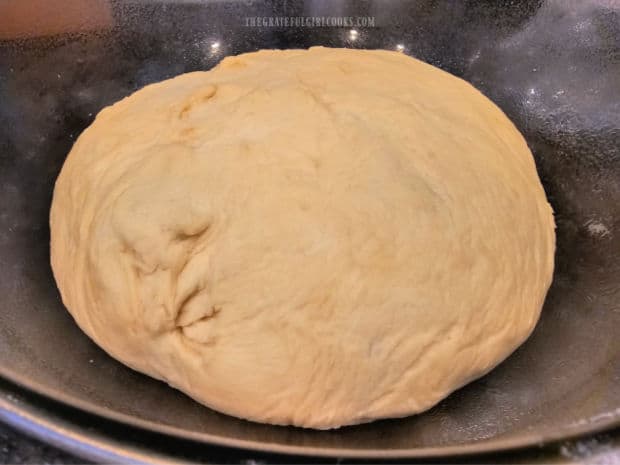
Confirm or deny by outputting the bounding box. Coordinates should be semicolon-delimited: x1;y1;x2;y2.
50;47;555;429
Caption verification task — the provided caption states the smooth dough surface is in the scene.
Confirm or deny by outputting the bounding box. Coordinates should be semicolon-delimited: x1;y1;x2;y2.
50;47;555;429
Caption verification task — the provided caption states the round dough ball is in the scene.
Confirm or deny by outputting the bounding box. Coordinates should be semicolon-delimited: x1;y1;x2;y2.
50;47;555;429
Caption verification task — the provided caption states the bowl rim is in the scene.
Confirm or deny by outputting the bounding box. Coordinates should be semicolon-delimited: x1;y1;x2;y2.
1;366;620;459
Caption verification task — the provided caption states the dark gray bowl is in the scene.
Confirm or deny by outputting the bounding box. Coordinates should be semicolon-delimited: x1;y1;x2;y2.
0;0;618;458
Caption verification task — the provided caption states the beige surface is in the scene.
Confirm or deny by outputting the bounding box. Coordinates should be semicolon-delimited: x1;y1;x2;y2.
0;0;112;39
50;47;556;429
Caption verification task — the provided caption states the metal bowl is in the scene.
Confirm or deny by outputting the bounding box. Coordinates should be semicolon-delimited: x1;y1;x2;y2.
0;0;619;459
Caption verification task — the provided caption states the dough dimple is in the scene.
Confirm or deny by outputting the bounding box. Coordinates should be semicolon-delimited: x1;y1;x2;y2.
50;47;555;429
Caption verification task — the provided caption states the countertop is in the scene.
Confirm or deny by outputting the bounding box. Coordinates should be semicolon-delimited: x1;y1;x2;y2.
0;423;84;464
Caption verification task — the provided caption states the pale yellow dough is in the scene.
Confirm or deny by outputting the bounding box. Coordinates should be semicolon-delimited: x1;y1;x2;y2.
50;47;555;429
